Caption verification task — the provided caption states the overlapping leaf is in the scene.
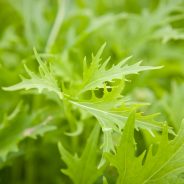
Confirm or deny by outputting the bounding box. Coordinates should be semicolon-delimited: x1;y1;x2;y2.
78;44;162;94
58;124;102;184
106;112;184;184
3;49;62;99
160;83;184;131
70;83;165;153
0;103;56;162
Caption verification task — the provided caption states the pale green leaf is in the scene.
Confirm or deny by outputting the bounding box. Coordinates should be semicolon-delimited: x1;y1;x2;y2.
106;112;184;184
70;84;165;153
3;48;63;99
58;124;102;184
160;83;184;131
78;44;162;94
0;103;56;162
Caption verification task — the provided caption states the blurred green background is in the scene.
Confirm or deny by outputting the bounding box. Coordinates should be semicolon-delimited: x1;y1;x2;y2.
0;0;184;183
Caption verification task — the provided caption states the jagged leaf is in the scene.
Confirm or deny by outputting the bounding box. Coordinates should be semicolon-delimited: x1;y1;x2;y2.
70;83;165;153
58;124;102;184
3;48;62;99
78;44;162;94
106;112;184;184
160;83;184;131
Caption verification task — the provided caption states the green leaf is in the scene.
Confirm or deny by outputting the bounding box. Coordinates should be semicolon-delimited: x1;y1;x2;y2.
70;82;165;153
78;44;162;94
0;103;56;162
154;25;184;43
106;112;184;184
58;124;102;184
103;176;109;184
105;111;136;184
161;83;184;131
73;13;128;47
3;48;62;99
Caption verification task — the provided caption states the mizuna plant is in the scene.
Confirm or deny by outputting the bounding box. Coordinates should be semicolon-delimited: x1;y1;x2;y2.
0;0;184;183
2;44;184;184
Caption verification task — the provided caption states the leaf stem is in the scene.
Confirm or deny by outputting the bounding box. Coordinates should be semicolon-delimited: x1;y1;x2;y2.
45;0;66;53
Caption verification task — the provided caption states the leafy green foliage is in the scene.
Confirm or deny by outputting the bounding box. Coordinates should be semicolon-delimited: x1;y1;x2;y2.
3;48;62;99
70;83;164;153
4;45;165;155
58;124;102;184
0;0;184;183
106;112;184;184
0;102;56;162
78;44;162;94
159;83;184;131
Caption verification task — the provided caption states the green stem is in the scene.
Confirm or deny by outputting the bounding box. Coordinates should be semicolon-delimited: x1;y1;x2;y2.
26;142;35;184
63;100;78;151
45;0;66;53
11;158;22;184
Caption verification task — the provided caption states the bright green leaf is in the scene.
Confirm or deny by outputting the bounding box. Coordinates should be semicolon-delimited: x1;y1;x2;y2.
58;124;103;184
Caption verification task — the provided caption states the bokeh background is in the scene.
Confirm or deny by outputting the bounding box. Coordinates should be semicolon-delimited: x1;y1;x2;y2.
0;0;184;183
